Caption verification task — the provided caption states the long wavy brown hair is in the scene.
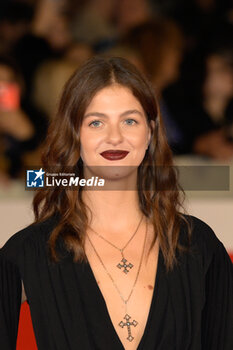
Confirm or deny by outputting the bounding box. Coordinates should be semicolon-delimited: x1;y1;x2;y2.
33;56;192;271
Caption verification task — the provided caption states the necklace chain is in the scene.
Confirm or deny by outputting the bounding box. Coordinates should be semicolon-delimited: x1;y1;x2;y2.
87;215;144;253
86;219;148;306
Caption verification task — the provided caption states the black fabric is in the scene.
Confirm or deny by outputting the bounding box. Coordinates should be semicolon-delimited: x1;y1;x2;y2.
0;214;232;350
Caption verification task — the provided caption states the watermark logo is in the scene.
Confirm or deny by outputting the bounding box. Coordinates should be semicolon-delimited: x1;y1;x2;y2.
26;168;45;188
25;165;230;191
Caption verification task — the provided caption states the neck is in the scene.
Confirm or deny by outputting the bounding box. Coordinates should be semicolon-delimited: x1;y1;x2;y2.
81;165;145;235
82;189;143;234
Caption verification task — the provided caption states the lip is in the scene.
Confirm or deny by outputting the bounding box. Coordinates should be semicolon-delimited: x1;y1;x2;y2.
100;150;129;160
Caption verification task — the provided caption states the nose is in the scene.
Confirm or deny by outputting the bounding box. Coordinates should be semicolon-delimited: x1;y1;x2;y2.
106;124;124;145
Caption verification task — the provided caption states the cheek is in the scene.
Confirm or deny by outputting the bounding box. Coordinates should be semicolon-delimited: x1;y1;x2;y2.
80;140;95;154
80;127;92;149
80;133;101;160
130;132;148;154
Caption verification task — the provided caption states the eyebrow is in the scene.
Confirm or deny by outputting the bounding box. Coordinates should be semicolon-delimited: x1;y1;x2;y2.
83;109;144;119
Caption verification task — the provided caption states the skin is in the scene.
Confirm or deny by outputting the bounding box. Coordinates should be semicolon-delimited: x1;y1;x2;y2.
22;84;156;305
79;84;160;349
80;83;154;234
22;86;160;350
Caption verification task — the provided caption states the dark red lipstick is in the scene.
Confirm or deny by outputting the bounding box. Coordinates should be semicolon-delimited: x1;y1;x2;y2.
100;150;129;160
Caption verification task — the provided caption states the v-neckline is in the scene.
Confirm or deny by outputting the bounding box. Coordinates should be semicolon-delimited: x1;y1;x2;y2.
84;247;162;350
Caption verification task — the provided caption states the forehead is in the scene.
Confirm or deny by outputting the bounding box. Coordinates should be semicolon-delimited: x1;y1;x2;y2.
85;84;144;113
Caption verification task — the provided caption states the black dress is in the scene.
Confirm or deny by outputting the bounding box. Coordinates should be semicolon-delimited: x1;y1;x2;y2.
0;214;233;350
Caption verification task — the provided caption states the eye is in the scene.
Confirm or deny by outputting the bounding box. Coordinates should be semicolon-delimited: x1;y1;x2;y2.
88;118;138;128
88;120;102;128
125;119;138;125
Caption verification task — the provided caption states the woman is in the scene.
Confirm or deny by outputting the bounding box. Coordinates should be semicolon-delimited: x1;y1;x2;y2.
0;56;232;350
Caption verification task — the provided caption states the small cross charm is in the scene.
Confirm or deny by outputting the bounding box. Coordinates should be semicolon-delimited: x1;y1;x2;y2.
117;258;133;274
119;314;138;342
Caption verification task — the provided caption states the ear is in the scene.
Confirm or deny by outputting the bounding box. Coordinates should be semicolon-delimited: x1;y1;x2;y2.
147;120;155;145
150;120;155;131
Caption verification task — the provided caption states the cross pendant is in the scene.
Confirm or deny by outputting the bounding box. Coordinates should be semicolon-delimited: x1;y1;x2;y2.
117;257;133;274
118;313;138;342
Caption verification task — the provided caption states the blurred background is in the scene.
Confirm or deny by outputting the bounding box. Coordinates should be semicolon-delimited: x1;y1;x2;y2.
0;0;232;249
0;1;232;348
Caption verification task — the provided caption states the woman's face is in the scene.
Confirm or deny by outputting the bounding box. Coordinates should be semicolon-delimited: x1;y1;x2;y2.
80;84;153;180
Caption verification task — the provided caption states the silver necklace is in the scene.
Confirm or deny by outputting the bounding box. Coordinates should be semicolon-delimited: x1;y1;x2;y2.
87;215;144;274
86;219;148;342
